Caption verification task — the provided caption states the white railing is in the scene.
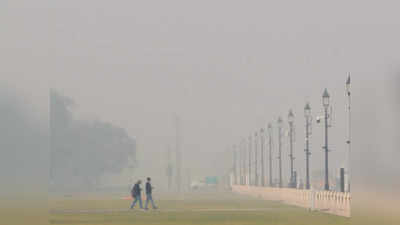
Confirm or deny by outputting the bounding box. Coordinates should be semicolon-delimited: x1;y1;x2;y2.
232;185;351;217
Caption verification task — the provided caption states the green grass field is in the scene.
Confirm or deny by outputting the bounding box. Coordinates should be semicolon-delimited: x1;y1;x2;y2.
2;192;398;225
49;192;352;225
2;190;398;225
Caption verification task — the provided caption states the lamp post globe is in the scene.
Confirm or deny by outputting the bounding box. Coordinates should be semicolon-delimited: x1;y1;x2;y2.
268;123;272;132
346;75;351;96
323;88;330;108
304;102;311;118
288;109;294;124
277;117;283;128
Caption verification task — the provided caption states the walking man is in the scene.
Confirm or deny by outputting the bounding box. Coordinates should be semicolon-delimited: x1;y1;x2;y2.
145;177;158;210
130;180;143;209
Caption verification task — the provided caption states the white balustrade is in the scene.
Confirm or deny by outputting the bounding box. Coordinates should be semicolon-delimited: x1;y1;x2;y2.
231;185;351;217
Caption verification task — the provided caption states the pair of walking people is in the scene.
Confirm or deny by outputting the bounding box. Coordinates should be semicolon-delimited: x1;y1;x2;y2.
130;177;157;210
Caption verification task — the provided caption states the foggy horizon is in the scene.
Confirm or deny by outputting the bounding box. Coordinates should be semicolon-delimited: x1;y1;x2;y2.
2;1;400;224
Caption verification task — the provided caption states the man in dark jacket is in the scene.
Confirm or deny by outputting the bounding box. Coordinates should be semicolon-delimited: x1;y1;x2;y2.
145;177;157;210
130;180;143;209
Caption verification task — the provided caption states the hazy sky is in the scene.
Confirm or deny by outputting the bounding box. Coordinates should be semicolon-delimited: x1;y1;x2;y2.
2;1;400;185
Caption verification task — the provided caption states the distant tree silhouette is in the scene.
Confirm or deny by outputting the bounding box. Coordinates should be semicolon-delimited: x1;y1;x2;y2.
50;89;136;190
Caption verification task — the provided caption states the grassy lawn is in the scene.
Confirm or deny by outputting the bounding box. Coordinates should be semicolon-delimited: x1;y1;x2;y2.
0;198;48;225
49;192;351;225
2;191;395;225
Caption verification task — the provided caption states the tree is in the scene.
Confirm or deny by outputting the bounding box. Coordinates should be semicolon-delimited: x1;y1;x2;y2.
50;90;136;190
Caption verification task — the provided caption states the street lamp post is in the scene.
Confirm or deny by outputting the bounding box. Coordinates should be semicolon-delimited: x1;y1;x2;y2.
346;75;351;192
241;143;245;185
236;144;240;185
239;142;243;185
304;102;312;190
233;145;237;185
288;110;295;188
323;88;330;191
167;146;173;191
267;123;273;187
175;115;182;193
260;128;265;187
248;135;252;186
242;139;247;185
277;117;283;188
254;132;259;186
